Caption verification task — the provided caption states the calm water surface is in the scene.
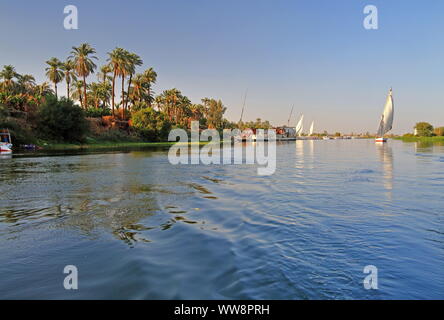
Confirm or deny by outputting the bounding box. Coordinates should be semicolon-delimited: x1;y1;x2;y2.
0;140;443;299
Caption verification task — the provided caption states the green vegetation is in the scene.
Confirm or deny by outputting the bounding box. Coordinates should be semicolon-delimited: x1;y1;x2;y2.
131;107;172;141
433;127;444;137
39;141;207;151
238;118;272;130
414;122;434;137
397;121;444;142
0;43;248;149
37;96;89;142
396;136;444;142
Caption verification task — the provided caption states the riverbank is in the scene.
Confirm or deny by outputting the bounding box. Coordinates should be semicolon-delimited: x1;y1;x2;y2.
40;140;209;151
394;136;444;143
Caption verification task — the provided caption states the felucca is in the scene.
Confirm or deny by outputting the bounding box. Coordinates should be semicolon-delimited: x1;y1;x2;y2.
375;88;394;143
309;121;314;136
295;114;304;137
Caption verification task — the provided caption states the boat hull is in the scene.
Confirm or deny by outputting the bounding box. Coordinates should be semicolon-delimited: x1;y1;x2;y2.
375;137;387;143
0;143;12;154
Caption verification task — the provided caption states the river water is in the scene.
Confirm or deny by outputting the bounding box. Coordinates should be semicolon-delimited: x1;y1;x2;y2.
0;139;443;299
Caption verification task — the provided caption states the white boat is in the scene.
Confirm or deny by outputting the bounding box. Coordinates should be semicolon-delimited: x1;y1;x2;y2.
309;121;314;136
235;128;258;142
375;88;394;143
0;129;13;154
295;114;304;137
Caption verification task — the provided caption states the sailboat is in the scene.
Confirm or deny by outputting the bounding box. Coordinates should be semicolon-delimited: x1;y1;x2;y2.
309;121;314;136
375;88;394;143
295;114;304;137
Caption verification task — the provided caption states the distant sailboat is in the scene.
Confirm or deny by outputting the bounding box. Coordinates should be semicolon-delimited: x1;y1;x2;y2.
309;121;314;136
238;89;248;124
295;114;304;136
375;88;394;143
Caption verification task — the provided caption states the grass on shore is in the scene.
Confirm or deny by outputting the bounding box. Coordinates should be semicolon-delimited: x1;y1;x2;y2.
394;136;444;142
40;140;209;151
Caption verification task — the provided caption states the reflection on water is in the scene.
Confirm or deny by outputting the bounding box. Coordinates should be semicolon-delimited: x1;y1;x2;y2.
415;140;444;151
0;140;443;299
376;143;393;199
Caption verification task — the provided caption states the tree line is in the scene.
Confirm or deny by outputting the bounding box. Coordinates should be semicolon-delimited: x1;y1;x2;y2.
0;43;245;143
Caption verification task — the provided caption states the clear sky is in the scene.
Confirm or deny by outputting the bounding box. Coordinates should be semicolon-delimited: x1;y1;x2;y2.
1;0;443;134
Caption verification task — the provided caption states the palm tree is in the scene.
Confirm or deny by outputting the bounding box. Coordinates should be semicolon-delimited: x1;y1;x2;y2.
61;59;77;99
124;53;143;113
69;43;98;108
203;98;226;129
71;80;85;107
98;64;112;83
0;65;19;93
129;68;157;107
35;81;53;96
17;74;36;94
45;58;64;98
89;82;101;108
190;104;205;122
107;47;126;116
98;81;112;109
130;73;145;104
158;89;184;122
142;68;157;107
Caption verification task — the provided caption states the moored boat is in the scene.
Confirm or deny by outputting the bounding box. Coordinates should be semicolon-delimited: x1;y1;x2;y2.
0;129;13;154
295;114;304;137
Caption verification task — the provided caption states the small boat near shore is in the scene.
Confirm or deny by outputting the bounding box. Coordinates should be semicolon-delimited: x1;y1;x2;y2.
0;129;13;154
375;88;394;143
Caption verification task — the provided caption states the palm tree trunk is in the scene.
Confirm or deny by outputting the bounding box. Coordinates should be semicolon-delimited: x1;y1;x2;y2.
83;75;87;108
66;79;70;99
55;83;58;99
121;76;125;120
126;74;133;111
111;71;116;117
147;87;151;107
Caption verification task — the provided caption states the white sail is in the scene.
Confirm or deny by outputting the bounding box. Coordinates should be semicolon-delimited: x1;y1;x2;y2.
309;121;314;136
295;114;304;136
377;88;394;137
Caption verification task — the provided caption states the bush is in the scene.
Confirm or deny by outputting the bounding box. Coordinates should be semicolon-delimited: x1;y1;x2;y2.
131;107;172;141
131;101;148;112
402;133;415;138
94;129;141;142
0;104;9;121
433;127;444;137
85;107;112;118
0;118;37;146
414;122;434;137
37;96;89;142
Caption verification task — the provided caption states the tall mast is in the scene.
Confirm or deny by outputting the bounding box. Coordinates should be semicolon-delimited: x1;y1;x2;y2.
287;105;294;127
239;89;248;124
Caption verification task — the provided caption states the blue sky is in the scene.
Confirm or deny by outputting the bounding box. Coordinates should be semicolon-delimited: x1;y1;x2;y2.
1;0;443;133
